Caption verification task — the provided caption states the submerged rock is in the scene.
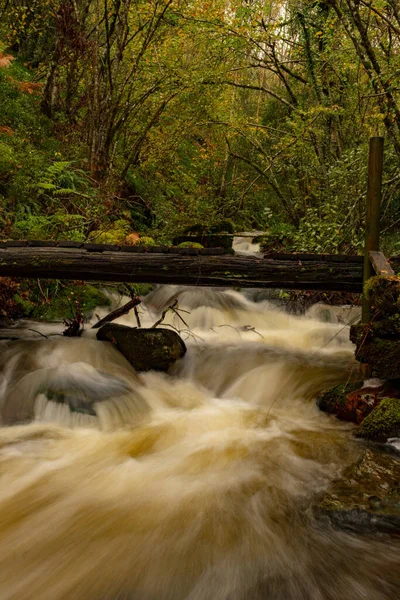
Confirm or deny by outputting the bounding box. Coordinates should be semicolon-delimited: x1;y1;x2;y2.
96;325;186;372
355;397;400;442
2;361;147;425
316;446;400;536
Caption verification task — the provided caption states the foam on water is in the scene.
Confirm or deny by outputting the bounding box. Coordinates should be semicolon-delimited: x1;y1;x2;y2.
0;284;398;600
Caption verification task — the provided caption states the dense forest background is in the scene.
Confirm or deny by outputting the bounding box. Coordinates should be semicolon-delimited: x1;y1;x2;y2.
1;0;400;256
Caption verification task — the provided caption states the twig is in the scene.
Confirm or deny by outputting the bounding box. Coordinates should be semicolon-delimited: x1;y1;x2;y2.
26;328;49;339
92;296;141;329
217;324;242;336
151;299;178;328
241;325;264;338
170;305;189;328
134;306;141;328
162;323;204;343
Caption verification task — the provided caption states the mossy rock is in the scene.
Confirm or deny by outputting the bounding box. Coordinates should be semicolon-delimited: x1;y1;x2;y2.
96;325;186;372
177;242;204;249
350;325;400;379
370;313;400;338
317;381;362;416
355;397;400;442
364;275;400;315
315;447;400;536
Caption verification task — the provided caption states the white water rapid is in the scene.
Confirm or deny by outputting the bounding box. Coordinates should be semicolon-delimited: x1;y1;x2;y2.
0;276;399;599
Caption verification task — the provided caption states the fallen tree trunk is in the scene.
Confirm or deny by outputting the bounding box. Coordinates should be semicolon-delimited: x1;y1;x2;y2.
0;246;364;291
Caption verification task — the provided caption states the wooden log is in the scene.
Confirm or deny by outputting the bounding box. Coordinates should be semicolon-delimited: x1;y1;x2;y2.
369;251;395;277
362;137;384;322
0;246;363;291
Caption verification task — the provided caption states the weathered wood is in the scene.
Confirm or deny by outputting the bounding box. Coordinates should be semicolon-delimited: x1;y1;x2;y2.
369;251;395;277
92;296;141;329
0;246;364;291
362;137;384;322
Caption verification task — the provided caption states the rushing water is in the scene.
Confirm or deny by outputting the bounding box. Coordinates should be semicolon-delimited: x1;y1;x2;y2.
0;280;399;599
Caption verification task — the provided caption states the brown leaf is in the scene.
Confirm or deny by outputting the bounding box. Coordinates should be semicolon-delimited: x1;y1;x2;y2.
0;126;14;136
125;232;140;246
0;53;15;68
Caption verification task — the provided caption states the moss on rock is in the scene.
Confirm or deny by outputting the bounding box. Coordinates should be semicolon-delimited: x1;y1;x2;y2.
350;325;400;379
96;324;186;372
355;397;400;442
364;275;400;315
315;447;400;536
317;381;361;414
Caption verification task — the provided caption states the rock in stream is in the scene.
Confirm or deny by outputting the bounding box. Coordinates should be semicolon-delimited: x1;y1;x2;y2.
315;446;400;536
96;324;186;372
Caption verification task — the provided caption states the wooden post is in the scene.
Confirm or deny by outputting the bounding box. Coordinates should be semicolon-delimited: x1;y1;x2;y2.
362;137;384;324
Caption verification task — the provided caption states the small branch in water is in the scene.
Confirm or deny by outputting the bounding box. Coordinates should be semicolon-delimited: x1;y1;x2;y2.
152;299;178;328
26;328;49;339
63;314;84;337
241;325;264;338
151;300;191;330
217;324;242;336
92;296;141;329
134;305;141;328
162;323;204;343
170;305;190;329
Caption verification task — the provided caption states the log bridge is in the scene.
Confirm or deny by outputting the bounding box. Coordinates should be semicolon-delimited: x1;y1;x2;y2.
0;240;394;292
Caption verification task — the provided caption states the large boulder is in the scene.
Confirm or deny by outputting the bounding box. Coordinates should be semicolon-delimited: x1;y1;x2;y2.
315;447;400;536
350;325;400;379
355;397;400;442
96;325;186;372
350;275;400;379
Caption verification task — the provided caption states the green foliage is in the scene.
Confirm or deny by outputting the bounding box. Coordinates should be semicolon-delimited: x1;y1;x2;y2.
14;281;111;321
178;242;204;248
137;236;156;246
1;0;400;259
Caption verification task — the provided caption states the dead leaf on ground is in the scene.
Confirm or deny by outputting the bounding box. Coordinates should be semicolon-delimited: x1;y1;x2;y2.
0;126;14;136
0;53;15;68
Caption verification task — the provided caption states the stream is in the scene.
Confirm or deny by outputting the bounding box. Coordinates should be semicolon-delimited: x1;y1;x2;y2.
0;239;399;599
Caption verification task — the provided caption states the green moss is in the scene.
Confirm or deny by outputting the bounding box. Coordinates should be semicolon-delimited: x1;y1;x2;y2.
350;326;400;378
178;241;204;249
364;275;400;315
131;284;153;297
355;397;400;441
137;236;156;246
15;283;110;321
318;381;361;413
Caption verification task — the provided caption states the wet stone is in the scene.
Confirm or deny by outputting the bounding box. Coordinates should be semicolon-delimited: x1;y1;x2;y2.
317;380;400;425
96;324;186;372
315;446;400;536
